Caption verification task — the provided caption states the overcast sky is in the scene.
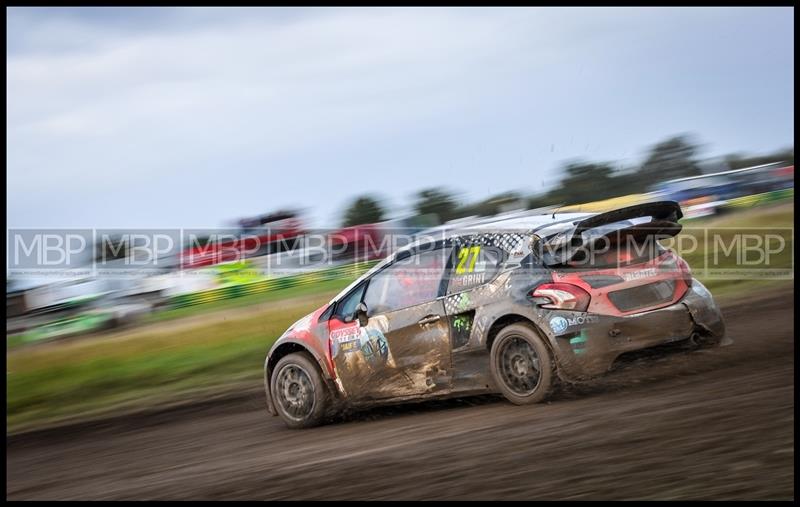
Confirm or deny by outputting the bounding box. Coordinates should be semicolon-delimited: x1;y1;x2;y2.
6;7;794;229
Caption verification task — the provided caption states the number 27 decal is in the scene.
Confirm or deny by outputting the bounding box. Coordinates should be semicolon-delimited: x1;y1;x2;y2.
455;246;481;274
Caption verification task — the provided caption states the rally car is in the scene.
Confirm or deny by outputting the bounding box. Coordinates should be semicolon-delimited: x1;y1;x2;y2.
263;201;729;428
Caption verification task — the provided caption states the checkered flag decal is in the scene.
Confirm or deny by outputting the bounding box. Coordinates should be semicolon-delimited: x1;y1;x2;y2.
453;233;526;253
444;293;469;314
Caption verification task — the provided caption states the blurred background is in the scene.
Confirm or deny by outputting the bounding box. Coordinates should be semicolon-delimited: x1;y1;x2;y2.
6;6;794;500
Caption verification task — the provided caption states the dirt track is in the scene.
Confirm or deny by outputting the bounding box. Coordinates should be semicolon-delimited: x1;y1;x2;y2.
6;290;794;500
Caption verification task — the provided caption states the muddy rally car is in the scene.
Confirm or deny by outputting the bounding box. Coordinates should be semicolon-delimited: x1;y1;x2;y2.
264;201;729;428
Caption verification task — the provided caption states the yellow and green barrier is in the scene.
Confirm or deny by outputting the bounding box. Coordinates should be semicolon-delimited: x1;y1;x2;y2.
723;187;794;209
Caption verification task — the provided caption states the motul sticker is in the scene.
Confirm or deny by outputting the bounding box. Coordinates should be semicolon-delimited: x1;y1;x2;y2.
551;314;600;335
566;314;600;326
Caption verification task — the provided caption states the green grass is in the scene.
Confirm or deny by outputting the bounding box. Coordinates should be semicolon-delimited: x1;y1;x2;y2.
6;203;794;433
7;293;335;432
7;334;29;349
673;203;794;296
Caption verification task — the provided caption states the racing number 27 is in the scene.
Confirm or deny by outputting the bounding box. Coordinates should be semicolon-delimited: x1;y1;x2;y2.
456;246;481;274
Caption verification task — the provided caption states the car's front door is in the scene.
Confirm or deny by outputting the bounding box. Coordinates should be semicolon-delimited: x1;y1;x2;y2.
329;247;453;401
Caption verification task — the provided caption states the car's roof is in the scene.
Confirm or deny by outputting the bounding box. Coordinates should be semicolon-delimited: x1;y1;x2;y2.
414;211;594;246
328;211;596;306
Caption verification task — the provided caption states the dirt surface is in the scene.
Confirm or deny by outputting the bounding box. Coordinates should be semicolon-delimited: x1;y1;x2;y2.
6;289;794;500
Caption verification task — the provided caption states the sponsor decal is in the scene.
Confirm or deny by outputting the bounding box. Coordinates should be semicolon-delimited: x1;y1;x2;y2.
361;328;389;367
622;268;658;282
550;314;599;335
330;326;361;356
451;313;473;348
455;246;482;274
330;326;360;342
569;331;588;355
452;314;472;333
549;316;569;335
338;337;361;353
331;316;394;368
565;314;600;326
451;272;486;289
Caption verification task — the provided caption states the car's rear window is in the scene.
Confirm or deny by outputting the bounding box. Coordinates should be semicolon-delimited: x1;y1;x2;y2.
566;238;666;270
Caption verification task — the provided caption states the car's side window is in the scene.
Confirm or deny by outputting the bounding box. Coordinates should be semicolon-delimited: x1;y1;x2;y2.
334;282;367;322
446;245;505;294
363;247;451;315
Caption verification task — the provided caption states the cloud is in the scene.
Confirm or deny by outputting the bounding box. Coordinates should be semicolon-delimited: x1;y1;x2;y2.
7;7;794;228
9;9;543;191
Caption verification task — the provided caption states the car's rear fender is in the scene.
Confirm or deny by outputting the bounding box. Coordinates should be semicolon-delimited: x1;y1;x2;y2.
476;301;590;383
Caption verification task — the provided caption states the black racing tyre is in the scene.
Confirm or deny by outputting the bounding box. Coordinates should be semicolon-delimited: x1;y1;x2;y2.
490;323;554;405
270;352;329;429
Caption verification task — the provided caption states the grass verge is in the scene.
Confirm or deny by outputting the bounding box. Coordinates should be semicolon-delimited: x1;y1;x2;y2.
7;293;334;433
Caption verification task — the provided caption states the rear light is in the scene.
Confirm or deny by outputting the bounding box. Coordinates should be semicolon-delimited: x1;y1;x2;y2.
675;256;693;287
530;283;591;312
659;251;693;288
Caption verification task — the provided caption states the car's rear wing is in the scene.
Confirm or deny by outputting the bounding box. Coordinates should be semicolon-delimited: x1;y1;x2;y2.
537;201;684;267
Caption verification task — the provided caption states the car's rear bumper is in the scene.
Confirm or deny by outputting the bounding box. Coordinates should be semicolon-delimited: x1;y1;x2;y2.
548;280;728;380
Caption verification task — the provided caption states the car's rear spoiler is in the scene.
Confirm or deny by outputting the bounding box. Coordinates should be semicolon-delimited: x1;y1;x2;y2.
538;201;684;267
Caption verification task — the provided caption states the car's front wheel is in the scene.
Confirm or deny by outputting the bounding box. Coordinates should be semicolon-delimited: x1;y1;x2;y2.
271;352;329;429
490;323;554;405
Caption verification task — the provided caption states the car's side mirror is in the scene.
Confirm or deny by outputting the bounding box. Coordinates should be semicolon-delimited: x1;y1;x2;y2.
355;302;369;327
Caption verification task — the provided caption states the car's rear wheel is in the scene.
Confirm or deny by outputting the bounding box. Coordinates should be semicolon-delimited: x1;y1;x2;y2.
490;323;554;405
271;352;329;429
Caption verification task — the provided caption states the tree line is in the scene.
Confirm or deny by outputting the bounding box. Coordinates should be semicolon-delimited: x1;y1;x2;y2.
343;134;793;227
